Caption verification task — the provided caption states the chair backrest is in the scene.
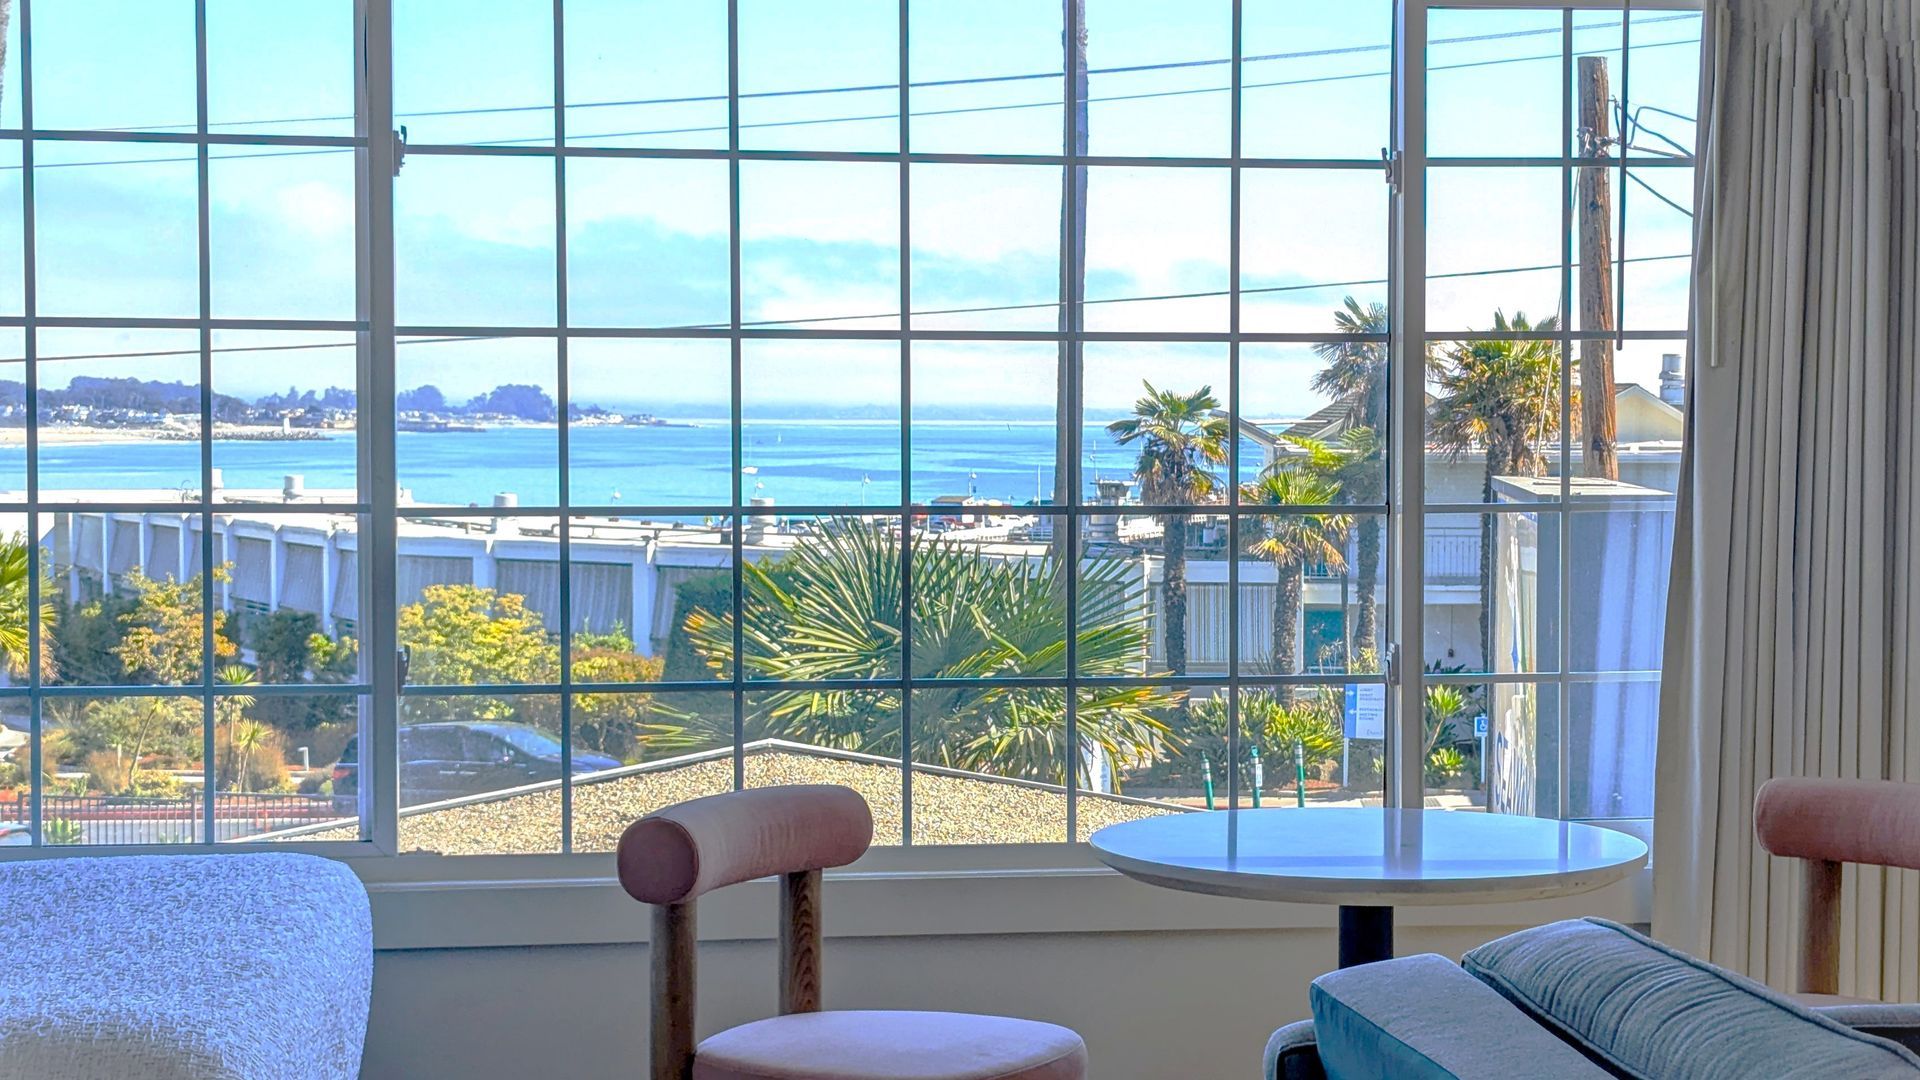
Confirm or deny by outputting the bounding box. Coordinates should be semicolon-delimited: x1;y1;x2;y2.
617;785;874;1080
1755;777;1920;994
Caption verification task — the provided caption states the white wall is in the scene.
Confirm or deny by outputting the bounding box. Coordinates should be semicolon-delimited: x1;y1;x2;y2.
364;922;1551;1078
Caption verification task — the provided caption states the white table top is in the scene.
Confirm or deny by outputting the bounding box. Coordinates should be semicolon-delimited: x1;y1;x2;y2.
1088;808;1648;907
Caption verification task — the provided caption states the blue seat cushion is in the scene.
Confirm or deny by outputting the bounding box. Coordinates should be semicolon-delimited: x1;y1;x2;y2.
1308;954;1613;1079
1462;918;1920;1080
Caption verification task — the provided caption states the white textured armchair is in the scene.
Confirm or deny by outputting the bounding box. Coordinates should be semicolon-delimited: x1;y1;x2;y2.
0;852;371;1080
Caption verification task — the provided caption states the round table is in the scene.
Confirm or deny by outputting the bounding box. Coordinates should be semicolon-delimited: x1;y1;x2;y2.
1089;808;1648;969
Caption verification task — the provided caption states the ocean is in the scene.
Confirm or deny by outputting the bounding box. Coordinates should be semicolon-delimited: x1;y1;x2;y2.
4;421;1276;510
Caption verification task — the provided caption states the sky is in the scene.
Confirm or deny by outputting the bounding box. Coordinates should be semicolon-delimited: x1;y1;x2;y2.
0;1;1701;420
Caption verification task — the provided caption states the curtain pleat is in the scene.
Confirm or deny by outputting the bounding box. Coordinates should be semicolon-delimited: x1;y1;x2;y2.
1656;0;1920;998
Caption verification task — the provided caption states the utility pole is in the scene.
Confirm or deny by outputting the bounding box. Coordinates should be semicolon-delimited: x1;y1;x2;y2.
1576;56;1619;481
1052;0;1088;558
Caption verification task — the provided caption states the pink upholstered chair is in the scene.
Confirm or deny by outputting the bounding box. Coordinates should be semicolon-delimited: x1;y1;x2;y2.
1754;777;1920;1000
617;784;1089;1080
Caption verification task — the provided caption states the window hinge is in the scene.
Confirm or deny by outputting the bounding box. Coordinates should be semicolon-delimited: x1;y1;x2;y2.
392;126;409;177
1381;147;1400;194
398;643;412;688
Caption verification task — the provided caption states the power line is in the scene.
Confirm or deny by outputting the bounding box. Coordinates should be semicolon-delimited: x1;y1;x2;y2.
2;252;1691;365
79;12;1698;135
2;34;1702;173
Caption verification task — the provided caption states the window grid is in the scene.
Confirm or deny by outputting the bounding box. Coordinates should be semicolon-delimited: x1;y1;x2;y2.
0;0;1700;852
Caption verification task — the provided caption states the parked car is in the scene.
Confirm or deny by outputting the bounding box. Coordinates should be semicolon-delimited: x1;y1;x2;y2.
330;722;621;813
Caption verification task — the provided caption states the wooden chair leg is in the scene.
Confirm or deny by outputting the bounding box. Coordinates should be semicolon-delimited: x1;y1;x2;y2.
781;868;823;1014
652;901;697;1080
1800;858;1842;995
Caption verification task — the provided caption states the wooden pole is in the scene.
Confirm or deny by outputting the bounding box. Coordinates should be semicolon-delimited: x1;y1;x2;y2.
650;902;697;1080
1576;56;1619;481
1799;858;1843;995
779;869;824;1014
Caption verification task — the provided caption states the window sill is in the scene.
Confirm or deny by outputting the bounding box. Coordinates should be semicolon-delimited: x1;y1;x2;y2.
355;840;1653;951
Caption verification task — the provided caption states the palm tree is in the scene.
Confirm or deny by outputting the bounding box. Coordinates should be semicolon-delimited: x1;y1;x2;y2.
1241;452;1351;697
683;522;1180;786
1312;299;1390;664
1106;383;1230;682
0;534;56;683
1429;311;1567;664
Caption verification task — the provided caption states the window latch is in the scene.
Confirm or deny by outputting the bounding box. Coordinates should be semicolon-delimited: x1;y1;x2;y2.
392;126;409;178
1384;642;1401;685
1380;147;1400;194
397;643;411;688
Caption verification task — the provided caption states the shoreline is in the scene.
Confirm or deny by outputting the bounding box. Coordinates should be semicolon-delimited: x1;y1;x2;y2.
0;424;340;447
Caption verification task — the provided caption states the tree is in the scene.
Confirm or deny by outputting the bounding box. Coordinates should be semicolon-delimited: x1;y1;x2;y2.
0;533;56;682
1107;383;1230;684
1241;448;1351;695
1429;312;1567;665
570;626;679;760
112;567;238;685
1312;299;1391;662
396;584;558;723
683;522;1180;786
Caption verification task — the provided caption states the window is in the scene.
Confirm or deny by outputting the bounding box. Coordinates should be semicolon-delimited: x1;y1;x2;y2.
0;0;1699;857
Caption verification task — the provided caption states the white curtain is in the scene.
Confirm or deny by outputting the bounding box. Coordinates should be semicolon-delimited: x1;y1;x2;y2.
1655;0;1920;998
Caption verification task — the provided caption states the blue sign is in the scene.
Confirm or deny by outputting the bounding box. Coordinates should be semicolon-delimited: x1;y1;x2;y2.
1343;684;1386;740
1473;714;1489;738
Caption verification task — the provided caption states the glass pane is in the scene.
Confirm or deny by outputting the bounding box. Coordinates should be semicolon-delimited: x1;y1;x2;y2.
1083;166;1230;333
566;691;736;854
1566;678;1656;818
567;339;731;508
1603;339;1686;492
208;0;357;139
1074;540;1164;677
1241;0;1392;160
735;515;902;683
1426;336;1565;503
1426;678;1511;811
218;696;363;842
1086;342;1232;509
570;515;731;684
909;163;1061;333
396;155;556;327
742;689;899;842
41;695;207;844
0;700;29;846
566;157;730;330
1620;10;1705;158
393;694;563;853
396;335;558;507
1237;510;1384;678
563;0;729;151
1241;170;1388;333
46;508;211;687
2;10;20;129
1566;13;1622;161
212;513;364;689
738;0;898;154
907;516;1065;684
1241;343;1387;500
1240;684;1381;811
210;331;359;499
394;0;553;146
1082;0;1231;159
35;142;199;319
35;328;205;503
209;146;358;321
1567;504;1674;673
30;0;196;133
0;140;21;317
0;329;22;497
395;528;560;688
739;341;901;508
909;341;1058;508
908;0;1060;156
1427;8;1562;159
739;160;899;330
1423;511;1561;676
1622;167;1694;332
1427;167;1562;332
1116;684;1221;811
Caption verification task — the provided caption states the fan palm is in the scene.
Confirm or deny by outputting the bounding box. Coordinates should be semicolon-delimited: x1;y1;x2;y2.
1429;311;1567;664
683;522;1180;786
1106;383;1230;681
0;534;56;683
1241;449;1351;696
1312;299;1391;664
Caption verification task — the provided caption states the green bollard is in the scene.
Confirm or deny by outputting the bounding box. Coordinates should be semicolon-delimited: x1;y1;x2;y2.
1294;740;1307;808
1250;744;1263;809
1202;754;1215;810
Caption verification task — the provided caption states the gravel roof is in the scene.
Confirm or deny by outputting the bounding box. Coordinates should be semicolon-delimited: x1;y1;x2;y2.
285;740;1182;854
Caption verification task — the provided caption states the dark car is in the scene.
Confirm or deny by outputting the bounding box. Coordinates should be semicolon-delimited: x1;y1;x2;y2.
331;722;622;813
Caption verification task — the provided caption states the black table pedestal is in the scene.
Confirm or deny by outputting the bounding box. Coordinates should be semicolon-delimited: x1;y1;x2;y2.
1338;905;1393;968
